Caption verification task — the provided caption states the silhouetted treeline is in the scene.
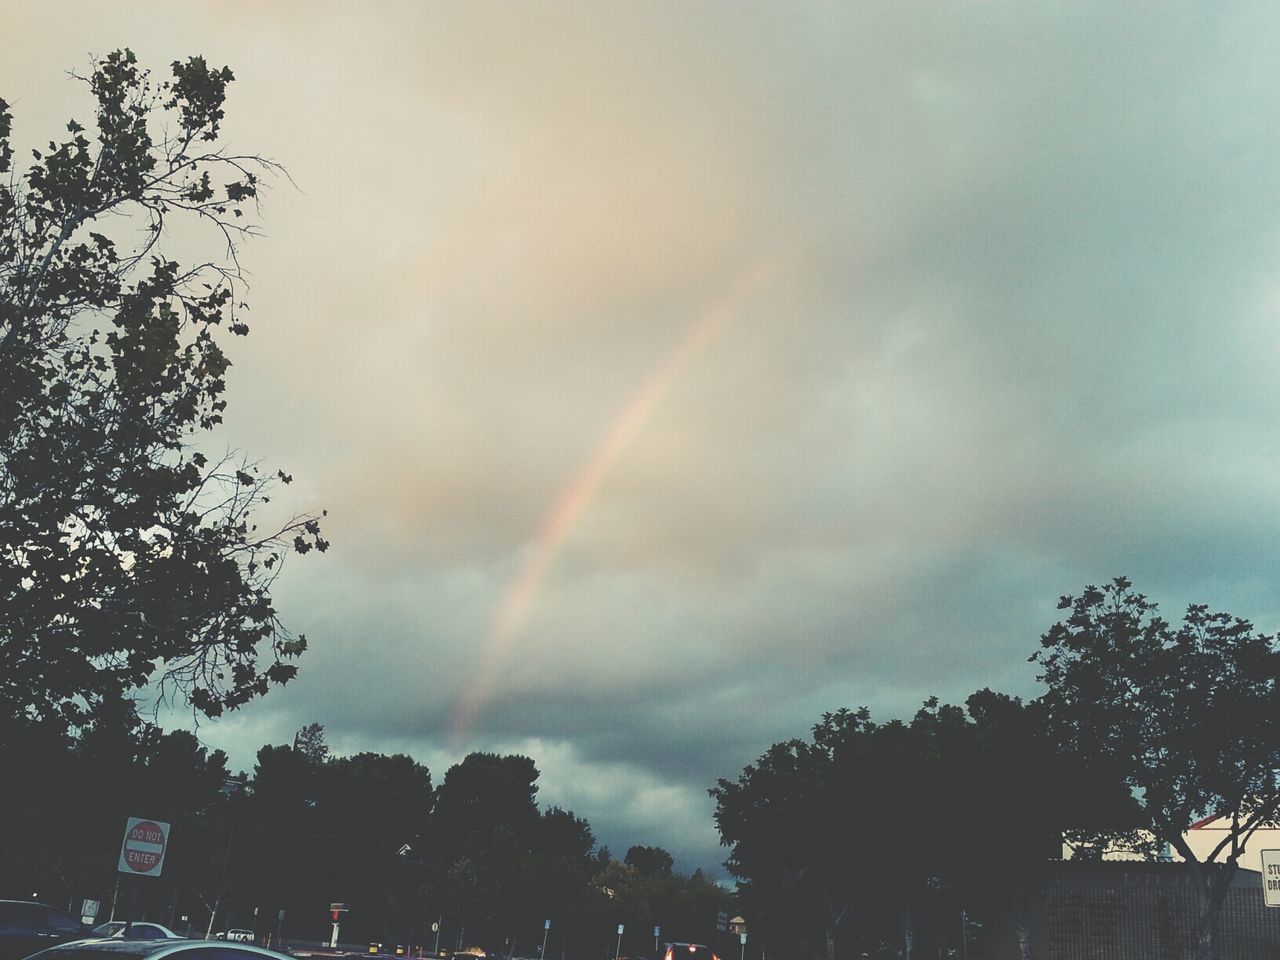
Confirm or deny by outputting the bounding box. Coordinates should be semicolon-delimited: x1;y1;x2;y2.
712;579;1280;960
0;716;728;956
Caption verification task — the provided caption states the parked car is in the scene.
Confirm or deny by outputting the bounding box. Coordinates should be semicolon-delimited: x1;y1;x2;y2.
24;940;293;960
213;932;254;943
661;945;718;960
0;900;91;960
92;924;181;941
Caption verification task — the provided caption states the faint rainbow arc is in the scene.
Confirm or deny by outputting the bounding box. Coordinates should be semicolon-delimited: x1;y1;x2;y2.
450;258;781;739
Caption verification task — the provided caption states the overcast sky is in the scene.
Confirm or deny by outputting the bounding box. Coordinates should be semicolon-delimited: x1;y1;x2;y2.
6;1;1280;876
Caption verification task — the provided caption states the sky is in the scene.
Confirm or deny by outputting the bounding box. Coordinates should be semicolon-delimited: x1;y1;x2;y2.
5;1;1280;876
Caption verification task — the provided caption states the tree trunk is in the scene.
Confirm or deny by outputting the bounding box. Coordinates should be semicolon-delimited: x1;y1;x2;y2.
1193;872;1231;960
1013;914;1031;960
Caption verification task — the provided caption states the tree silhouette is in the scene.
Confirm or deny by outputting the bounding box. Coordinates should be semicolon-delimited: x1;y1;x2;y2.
0;50;325;737
1034;577;1280;960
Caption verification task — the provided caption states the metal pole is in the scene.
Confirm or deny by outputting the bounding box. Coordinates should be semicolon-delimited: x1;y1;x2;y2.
123;878;140;936
433;918;442;957
614;931;622;960
540;928;549;959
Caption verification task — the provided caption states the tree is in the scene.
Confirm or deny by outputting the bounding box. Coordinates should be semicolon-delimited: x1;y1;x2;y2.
711;726;862;960
0;50;326;735
293;722;329;764
713;697;1136;960
947;690;1138;960
624;845;674;878
1033;577;1280;960
431;753;540;862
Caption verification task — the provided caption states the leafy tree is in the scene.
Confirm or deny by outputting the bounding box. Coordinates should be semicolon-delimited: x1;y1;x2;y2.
0;49;325;736
713;697;1135;960
293;722;330;764
431;753;540;863
625;845;674;878
712;728;857;960
947;690;1139;960
1033;577;1280;960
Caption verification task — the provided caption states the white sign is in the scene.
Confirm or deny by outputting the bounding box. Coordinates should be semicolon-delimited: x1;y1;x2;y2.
653;927;661;938
117;818;170;877
1262;849;1280;906
545;920;552;930
81;900;100;923
739;934;747;945
617;925;625;935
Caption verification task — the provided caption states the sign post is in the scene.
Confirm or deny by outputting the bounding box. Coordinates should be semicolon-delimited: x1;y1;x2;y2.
653;926;661;954
117;817;171;937
739;933;747;960
1262;850;1280;906
330;903;349;947
540;919;551;960
615;924;624;960
432;918;441;956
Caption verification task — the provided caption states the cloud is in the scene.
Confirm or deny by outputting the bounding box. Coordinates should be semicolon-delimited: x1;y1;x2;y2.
12;0;1280;875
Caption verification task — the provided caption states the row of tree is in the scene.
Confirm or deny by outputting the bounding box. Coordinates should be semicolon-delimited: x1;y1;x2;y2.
0;717;728;957
712;578;1280;960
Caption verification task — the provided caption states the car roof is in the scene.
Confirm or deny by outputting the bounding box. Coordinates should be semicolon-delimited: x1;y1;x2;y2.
35;941;289;960
0;900;60;908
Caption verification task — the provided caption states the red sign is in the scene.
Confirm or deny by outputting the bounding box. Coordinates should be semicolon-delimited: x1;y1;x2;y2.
118;818;170;877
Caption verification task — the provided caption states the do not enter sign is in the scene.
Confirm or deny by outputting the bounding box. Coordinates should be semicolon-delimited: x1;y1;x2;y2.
118;818;171;877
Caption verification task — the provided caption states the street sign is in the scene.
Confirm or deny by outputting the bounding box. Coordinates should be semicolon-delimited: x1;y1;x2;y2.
545;920;552;930
653;927;660;938
117;818;170;877
617;924;624;935
739;934;747;945
1262;850;1280;906
81;900;99;923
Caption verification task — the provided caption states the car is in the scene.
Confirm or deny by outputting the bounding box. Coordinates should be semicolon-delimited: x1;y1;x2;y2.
92;924;181;941
24;939;292;960
661;945;719;960
214;932;254;943
0;900;91;960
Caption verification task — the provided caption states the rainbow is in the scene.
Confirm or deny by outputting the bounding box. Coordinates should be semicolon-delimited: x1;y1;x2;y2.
449;257;782;739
